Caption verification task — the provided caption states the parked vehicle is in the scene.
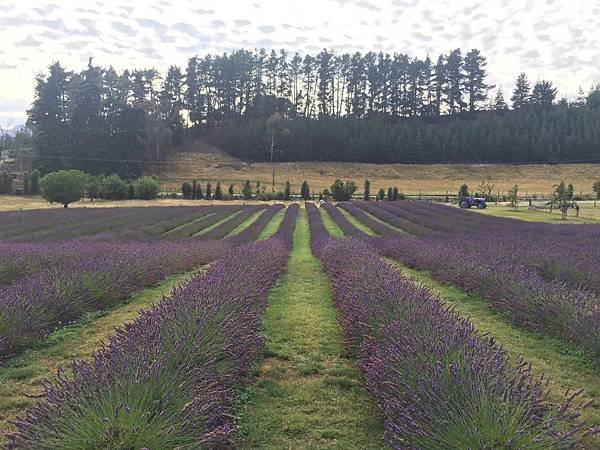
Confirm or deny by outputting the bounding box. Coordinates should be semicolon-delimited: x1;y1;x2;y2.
458;196;487;209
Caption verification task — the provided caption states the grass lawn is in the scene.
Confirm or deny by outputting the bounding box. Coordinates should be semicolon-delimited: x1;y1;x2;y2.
472;203;597;223
387;260;600;447
235;209;387;449
0;268;204;440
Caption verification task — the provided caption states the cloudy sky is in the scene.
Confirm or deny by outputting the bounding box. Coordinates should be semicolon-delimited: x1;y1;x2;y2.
0;0;598;126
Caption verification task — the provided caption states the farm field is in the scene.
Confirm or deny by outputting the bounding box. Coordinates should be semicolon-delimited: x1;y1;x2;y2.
151;143;600;196
1;200;599;448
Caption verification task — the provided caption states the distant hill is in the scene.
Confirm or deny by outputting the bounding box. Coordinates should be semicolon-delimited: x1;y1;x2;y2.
151;139;600;197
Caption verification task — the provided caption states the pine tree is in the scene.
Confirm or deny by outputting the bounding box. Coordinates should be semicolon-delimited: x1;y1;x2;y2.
492;89;509;111
363;179;371;200
214;181;222;200
464;49;492;112
511;73;531;109
242;180;253;200
205;182;212;200
444;49;464;114
300;180;310;200
284;181;291;200
531;80;557;107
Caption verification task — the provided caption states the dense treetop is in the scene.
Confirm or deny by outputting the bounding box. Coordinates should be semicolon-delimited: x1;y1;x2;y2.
17;49;600;174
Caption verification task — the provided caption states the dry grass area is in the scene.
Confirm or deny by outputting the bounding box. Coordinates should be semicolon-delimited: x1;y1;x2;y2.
151;149;600;196
0;195;285;212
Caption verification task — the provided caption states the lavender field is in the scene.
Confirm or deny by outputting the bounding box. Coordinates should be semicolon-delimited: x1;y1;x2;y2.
1;202;599;448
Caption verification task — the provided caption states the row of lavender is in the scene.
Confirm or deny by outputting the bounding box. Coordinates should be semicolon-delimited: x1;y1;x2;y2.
6;205;299;448
0;205;263;284
0;203;276;242
0;204;282;361
307;203;595;448
337;201;600;363
370;201;600;293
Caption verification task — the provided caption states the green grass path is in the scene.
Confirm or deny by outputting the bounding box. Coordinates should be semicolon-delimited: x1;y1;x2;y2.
236;209;387;449
387;260;600;445
0;269;203;437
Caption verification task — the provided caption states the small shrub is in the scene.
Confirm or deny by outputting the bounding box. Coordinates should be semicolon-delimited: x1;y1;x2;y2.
330;179;357;201
377;188;385;201
135;177;159;200
284;181;291;201
181;182;193;199
101;174;128;200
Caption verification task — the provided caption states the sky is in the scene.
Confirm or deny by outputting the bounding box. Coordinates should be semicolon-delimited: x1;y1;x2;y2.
0;0;599;127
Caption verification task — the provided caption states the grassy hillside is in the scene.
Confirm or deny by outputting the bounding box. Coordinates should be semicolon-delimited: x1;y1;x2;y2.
151;141;600;196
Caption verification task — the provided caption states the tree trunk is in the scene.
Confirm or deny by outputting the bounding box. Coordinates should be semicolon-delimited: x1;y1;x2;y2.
63;203;68;208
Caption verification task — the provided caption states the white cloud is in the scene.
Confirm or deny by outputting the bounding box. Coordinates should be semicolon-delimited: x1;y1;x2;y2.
0;0;599;122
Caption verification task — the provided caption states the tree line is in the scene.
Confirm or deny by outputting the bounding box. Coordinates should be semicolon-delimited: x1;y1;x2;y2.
20;48;600;175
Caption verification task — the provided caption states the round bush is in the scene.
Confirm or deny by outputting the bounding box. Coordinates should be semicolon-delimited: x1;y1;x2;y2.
135;177;160;200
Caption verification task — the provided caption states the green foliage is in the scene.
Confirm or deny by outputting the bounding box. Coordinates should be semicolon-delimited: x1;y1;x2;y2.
101;174;128;200
39;170;87;207
214;181;223;200
205;182;212;200
127;183;135;199
242;180;253;200
0;170;13;195
330;179;357;201
477;180;495;201
377;188;385;201
363;180;370;201
228;184;234;197
135;176;159;200
508;185;519;209
284;181;291;201
22;171;30;195
181;181;192;199
551;180;577;219
392;187;399;201
592;181;600;200
386;187;393;201
458;184;469;200
300;180;310;200
29;169;41;195
86;175;102;201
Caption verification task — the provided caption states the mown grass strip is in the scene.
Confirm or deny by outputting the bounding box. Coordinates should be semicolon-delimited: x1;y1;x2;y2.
257;208;285;240
228;209;267;236
337;207;376;235
236;209;387;449
319;206;345;237
387;260;600;445
0;268;204;438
